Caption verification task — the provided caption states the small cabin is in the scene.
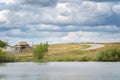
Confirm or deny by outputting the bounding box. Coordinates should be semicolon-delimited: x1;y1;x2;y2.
5;41;32;53
14;42;32;52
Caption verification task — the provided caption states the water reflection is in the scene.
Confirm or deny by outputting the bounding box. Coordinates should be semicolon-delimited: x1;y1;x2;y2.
0;63;6;66
0;74;6;79
4;73;49;80
0;62;120;80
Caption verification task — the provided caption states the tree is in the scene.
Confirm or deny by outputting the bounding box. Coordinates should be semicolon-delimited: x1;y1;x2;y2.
33;42;49;59
0;40;7;48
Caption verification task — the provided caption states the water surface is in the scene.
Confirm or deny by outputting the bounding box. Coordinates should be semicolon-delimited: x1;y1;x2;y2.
0;62;120;80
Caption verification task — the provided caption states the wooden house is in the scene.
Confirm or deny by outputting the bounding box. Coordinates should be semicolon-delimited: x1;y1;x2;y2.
14;41;32;52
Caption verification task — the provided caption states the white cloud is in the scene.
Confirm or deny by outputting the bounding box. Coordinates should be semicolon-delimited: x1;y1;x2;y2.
64;25;120;32
0;0;15;4
113;4;120;14
0;10;8;23
48;31;120;44
33;24;61;30
0;0;120;45
1;1;113;26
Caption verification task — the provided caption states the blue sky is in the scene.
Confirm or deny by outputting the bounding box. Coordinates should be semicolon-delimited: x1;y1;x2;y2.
0;0;120;45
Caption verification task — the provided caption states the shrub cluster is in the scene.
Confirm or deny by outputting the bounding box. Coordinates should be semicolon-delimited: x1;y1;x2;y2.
0;40;7;48
0;49;16;62
96;47;120;61
33;42;49;59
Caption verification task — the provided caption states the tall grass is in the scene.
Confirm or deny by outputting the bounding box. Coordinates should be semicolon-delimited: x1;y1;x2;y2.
0;49;16;62
95;47;120;61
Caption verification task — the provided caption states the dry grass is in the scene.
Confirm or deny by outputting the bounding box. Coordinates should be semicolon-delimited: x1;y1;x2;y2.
10;43;120;62
40;43;88;61
10;51;33;61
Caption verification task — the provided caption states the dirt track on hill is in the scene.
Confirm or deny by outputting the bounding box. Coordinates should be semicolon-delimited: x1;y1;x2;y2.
83;44;104;50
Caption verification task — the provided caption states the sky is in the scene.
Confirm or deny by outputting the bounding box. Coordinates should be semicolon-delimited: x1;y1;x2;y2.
0;0;120;45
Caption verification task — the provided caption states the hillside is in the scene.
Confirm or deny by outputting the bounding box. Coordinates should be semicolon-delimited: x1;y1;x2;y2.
10;42;120;62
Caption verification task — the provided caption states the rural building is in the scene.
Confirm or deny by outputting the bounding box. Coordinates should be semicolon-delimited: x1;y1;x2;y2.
5;46;19;53
14;41;32;52
5;41;32;53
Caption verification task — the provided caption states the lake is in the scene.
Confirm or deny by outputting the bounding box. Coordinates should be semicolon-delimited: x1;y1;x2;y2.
0;62;120;80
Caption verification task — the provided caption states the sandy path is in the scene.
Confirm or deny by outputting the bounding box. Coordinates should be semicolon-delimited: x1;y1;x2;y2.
83;44;104;50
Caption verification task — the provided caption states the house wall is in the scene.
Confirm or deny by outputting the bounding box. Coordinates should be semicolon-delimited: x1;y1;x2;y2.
6;46;19;53
21;46;32;51
5;42;33;53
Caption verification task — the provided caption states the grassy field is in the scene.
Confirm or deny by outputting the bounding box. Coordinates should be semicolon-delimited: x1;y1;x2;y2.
10;43;120;62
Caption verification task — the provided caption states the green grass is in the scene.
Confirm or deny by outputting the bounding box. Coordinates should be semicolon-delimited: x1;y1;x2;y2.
80;44;91;49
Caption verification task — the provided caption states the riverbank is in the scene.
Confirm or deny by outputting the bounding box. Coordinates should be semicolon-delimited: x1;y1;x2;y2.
8;42;120;62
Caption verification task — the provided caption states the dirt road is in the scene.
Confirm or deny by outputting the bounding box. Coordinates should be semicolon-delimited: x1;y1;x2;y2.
83;44;104;50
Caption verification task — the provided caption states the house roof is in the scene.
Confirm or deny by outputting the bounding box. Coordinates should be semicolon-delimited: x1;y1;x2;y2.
15;45;21;48
19;41;28;46
14;41;32;48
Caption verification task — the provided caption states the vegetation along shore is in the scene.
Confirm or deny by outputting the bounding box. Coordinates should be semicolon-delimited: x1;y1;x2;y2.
0;40;120;62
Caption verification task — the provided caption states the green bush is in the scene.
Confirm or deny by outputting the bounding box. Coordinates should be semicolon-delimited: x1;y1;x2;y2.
95;47;120;61
33;42;49;59
0;40;7;48
0;49;16;62
0;49;7;58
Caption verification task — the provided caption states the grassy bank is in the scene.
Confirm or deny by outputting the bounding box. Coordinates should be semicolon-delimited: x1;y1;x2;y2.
10;43;120;62
0;49;16;62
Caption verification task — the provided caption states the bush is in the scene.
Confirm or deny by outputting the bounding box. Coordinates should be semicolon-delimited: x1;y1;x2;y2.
0;40;7;48
0;49;7;58
0;49;16;62
95;47;120;61
33;42;49;59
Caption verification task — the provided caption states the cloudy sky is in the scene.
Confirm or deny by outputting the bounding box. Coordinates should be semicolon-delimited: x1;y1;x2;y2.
0;0;120;45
